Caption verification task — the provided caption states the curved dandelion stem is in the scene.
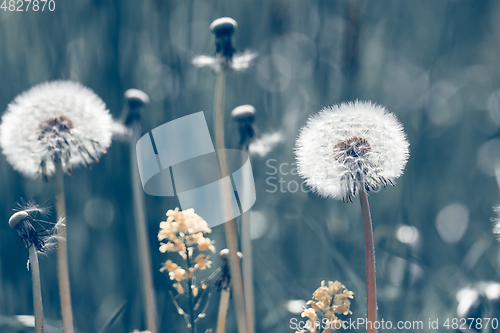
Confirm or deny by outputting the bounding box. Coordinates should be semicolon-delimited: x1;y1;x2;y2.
213;68;248;333
55;159;74;333
28;245;45;333
216;289;230;333
130;123;158;333
359;189;377;333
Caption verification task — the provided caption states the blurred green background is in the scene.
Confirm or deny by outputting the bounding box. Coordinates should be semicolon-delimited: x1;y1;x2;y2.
1;0;500;332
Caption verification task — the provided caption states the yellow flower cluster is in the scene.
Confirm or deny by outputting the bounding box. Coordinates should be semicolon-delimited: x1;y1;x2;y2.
158;207;215;259
297;280;354;333
131;330;152;333
158;208;214;296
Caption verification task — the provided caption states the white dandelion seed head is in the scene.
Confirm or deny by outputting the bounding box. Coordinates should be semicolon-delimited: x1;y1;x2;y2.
295;100;409;202
493;205;500;240
0;81;115;179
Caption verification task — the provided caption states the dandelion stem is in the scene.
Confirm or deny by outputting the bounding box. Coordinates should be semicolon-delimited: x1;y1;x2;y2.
130;123;158;333
239;151;254;333
359;189;377;333
55;159;74;333
213;67;248;333
216;289;231;333
29;245;45;333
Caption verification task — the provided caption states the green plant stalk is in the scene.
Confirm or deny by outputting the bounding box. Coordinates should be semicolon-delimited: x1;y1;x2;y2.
216;289;231;333
130;126;158;333
185;246;197;333
29;245;45;333
213;67;248;333
55;160;74;333
359;189;377;333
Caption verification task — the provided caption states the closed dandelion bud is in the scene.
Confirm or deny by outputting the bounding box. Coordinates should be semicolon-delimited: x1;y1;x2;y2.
219;248;243;261
123;89;150;126
193;17;256;72
231;104;255;122
232;104;256;148
210;17;238;59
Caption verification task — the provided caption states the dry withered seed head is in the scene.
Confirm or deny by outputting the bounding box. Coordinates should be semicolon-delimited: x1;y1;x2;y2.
219;248;243;260
9;211;30;229
124;89;150;106
210;17;238;36
231;104;256;122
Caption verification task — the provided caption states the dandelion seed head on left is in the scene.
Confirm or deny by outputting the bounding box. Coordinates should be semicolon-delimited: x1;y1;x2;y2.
0;81;114;179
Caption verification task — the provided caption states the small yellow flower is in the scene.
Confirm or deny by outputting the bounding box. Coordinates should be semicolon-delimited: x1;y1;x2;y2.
306;300;321;312
159;259;179;273
185;267;194;279
299;280;354;333
169;267;186;282
301;308;318;321
197;236;215;252
185;233;202;246
194;254;212;270
160;239;186;254
173;282;184;294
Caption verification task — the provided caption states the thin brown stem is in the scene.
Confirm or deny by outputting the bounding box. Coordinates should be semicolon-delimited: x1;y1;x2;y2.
216;289;231;333
55;160;74;333
29;245;45;333
359;189;377;333
241;211;254;333
213;68;248;333
130;127;158;332
185;245;197;333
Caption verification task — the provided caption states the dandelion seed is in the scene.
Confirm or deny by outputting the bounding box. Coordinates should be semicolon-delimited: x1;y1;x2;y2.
0;81;116;179
249;132;284;158
295;100;409;202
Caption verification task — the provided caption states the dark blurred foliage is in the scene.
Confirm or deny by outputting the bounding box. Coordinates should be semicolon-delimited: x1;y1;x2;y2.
1;0;500;332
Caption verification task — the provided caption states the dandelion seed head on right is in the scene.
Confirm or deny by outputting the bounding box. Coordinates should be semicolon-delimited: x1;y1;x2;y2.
295;101;409;201
493;205;500;240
